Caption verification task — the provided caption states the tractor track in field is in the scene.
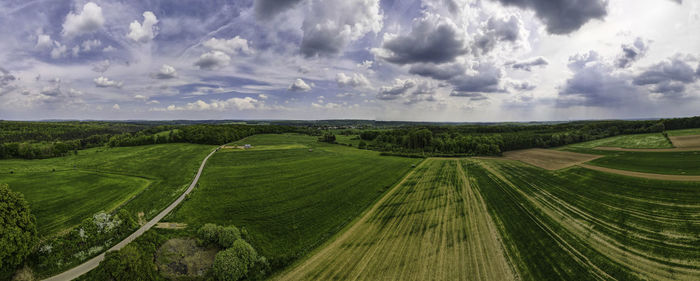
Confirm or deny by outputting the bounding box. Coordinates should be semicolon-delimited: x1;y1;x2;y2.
41;145;223;281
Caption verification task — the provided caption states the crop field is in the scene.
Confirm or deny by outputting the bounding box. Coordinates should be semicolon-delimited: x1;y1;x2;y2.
276;158;516;281
502;148;601;170
0;143;215;236
585;151;700;175
667;128;700;136
668;135;700;148
472;159;700;280
562;133;673;149
167;134;420;268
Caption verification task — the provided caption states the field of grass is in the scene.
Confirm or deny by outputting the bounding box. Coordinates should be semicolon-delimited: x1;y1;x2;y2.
167;134;420;270
563;133;673;149
472;158;700;280
0;143;215;236
585;151;700;175
666;128;700;136
276;158;516;281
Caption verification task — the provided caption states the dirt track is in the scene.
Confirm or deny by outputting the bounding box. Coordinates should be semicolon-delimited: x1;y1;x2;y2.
578;164;700;181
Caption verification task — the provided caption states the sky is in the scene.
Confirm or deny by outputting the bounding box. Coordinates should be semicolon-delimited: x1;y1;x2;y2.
0;0;699;121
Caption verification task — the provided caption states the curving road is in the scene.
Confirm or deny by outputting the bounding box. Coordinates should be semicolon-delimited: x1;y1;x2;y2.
43;146;222;281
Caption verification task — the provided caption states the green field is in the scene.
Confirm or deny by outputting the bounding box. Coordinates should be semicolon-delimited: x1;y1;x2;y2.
585;151;700;175
472;159;700;280
0;143;215;236
667;128;700;136
167;134;420;269
276;159;516;281
562;133;673;149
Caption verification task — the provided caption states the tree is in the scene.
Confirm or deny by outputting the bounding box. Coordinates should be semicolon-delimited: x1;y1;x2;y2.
94;244;160;281
358;140;367;149
0;184;37;272
213;240;258;281
198;223;222;245
218;226;242;248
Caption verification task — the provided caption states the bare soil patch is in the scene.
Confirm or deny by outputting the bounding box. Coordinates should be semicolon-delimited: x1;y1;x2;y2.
594;147;700;152
156;238;217;279
578;164;700;181
155;222;188;229
669;135;700;148
503;148;602;170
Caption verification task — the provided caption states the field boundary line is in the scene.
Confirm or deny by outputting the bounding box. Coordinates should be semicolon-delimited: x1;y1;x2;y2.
578;164;700;181
594;147;700;152
41;145;224;281
271;158;428;280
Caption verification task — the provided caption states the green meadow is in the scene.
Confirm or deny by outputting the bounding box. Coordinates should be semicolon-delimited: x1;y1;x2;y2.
167;134;420;268
0;143;215;236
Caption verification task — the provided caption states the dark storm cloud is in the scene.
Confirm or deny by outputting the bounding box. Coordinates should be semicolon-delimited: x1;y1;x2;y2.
616;37;649;68
559;51;640;107
254;0;303;20
0;67;16;87
510;57;549;71
300;28;345;57
378;16;467;65
492;0;608;34
633;55;698;95
449;91;487;100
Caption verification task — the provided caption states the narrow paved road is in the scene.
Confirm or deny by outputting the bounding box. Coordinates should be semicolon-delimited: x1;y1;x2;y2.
43;146;222;281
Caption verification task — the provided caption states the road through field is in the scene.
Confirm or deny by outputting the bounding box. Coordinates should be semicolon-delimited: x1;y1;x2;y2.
275;158;517;281
42;145;223;281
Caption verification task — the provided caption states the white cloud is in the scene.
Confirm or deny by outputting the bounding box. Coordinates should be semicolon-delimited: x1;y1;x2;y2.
258;94;268;99
194;51;231;70
35;33;52;50
160;97;263;111
81;39;102;52
62;2;105;38
112;104;120;110
94;76;123;88
203;36;253;55
288;78;312;92
50;42;68;59
127;11;159;43
134;94;147;100
336;73;370;88
154;64;177;79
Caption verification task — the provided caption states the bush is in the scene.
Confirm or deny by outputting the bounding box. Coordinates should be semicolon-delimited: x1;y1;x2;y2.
213;240;258;281
198;223;222;245
0;184;37;274
218;226;241;248
93;244;160;281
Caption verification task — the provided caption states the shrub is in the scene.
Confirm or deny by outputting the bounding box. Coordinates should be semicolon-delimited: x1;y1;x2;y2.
213;240;258;281
218;226;241;248
0;184;37;274
198;223;222;245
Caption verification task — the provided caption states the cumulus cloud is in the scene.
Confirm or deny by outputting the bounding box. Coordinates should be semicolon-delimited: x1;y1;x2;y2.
288;78;312;92
62;2;105;38
409;62;467;80
203;36;253;55
161;97;263;111
94;76;123;88
374;12;467;65
508;80;537;91
336;73;370;88
254;0;304;19
492;0;608;34
559;51;640;107
511;57;549;71
112;104;120;110
194;51;231;70
0;68;16;87
35;33;52;50
633;54;698;95
153;64;177;79
616;37;650;68
300;0;383;57
377;79;416;100
92;59;110;73
449;63;506;95
127;11;159;43
81;39;102;52
473;15;524;55
50;42;68;59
